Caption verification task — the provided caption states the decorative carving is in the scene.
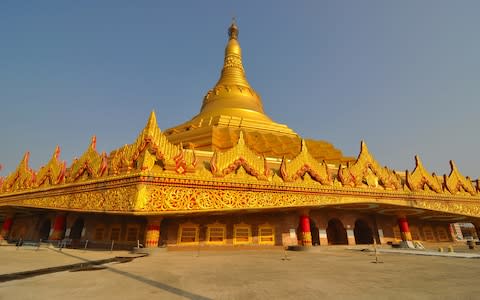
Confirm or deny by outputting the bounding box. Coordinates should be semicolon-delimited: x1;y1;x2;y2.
108;111;196;175
66;136;108;183
164;144;197;174
137;185;480;217
142;185;335;211
36;146;67;187
280;140;331;185
210;131;269;180
16;186;137;211
444;160;476;195
1;152;36;193
338;141;401;189
406;156;443;193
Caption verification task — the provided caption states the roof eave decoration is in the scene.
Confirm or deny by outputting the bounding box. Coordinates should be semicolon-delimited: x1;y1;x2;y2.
406;155;443;193
109;111;196;175
444;160;476;195
67;136;108;183
0;152;36;193
280;139;332;185
210;131;269;180
338;141;401;189
36;146;67;187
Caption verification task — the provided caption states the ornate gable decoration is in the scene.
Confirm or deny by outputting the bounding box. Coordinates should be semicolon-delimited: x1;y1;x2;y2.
280;140;331;185
109;111;196;175
67;136;108;182
406;155;443;193
36;146;66;187
210;131;269;180
444;160;476;195
338;141;401;189
1;152;36;193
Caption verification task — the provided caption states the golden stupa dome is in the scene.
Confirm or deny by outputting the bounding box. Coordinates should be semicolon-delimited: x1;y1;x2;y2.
164;20;353;164
193;20;272;123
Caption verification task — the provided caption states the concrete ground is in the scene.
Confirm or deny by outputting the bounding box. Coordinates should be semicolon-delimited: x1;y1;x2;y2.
1;245;480;300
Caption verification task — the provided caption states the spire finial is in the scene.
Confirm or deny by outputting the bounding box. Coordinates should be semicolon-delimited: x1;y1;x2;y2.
228;17;239;40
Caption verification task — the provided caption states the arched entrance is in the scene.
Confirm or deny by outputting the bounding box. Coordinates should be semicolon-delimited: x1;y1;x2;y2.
327;218;348;245
159;218;168;247
70;218;84;240
39;219;51;240
354;219;374;244
310;218;320;246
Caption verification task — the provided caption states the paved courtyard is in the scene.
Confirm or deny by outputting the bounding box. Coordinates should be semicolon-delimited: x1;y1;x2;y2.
1;245;479;300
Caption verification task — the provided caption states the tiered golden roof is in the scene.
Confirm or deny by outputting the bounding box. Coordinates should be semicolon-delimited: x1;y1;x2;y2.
1;112;480;217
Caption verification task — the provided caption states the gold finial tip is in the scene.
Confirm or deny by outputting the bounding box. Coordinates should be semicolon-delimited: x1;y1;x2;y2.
228;18;239;40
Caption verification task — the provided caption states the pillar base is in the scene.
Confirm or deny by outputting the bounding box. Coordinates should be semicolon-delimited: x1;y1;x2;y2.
301;232;312;246
145;218;162;248
401;231;413;242
347;229;356;245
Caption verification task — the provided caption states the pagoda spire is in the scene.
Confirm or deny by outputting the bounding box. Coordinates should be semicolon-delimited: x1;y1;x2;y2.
215;19;250;88
196;20;270;121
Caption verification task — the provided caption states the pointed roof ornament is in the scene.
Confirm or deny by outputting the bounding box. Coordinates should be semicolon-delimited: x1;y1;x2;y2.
90;136;97;151
360;140;368;154
145;110;158;135
414;155;423;167
445;160;476;195
406;155;443;193
54;145;61;160
301;139;308;152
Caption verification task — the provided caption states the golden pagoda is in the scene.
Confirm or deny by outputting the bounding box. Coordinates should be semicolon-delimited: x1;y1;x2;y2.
1;21;479;250
165;21;351;164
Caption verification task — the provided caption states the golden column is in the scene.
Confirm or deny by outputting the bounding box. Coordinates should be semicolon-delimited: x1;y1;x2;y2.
145;217;163;248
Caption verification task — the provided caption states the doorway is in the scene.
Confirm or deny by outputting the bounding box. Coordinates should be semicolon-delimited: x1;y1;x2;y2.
39;219;51;240
354;219;374;244
327;218;348;245
310;218;320;246
70;218;84;240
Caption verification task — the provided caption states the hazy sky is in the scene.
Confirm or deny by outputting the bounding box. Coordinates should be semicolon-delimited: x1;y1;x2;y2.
1;1;479;179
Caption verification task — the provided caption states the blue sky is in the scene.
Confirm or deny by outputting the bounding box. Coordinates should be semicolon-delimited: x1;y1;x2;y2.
0;1;479;179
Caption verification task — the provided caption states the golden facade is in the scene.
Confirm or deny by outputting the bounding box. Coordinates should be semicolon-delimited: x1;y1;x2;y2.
1;21;479;249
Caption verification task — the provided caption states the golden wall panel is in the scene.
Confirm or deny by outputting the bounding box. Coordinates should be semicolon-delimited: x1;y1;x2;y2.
3;186;137;212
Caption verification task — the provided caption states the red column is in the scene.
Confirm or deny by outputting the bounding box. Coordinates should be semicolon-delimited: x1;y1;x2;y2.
300;215;312;246
0;217;14;241
49;214;66;240
145;218;162;248
398;217;412;241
